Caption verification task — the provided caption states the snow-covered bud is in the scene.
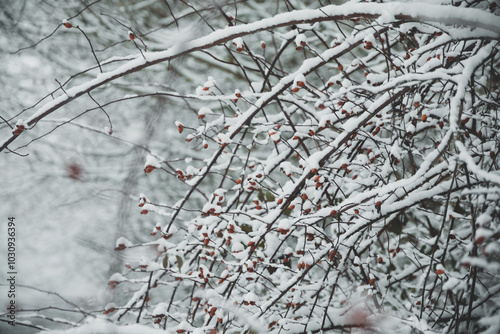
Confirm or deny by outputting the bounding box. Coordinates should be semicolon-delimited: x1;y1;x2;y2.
62;19;72;28
12;119;28;135
202;76;216;92
144;154;161;174
295;34;307;50
175;121;184;133
233;37;244;52
413;93;421;107
294;73;306;88
198;107;212;119
363;34;375;50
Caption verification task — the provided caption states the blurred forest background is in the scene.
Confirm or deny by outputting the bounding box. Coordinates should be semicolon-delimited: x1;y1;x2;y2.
0;0;214;331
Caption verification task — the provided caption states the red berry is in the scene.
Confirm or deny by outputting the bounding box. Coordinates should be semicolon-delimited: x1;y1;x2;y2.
144;165;156;174
12;125;25;135
328;250;336;261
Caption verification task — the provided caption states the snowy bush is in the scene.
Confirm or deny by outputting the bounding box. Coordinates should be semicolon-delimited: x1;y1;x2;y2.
1;0;500;333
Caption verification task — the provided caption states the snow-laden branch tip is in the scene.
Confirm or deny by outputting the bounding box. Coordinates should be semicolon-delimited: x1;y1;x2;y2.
456;141;500;185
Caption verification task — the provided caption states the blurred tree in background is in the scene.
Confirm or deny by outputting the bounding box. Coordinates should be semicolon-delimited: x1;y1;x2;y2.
1;0;499;333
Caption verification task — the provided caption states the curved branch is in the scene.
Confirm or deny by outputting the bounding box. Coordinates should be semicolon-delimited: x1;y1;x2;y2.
2;2;498;153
